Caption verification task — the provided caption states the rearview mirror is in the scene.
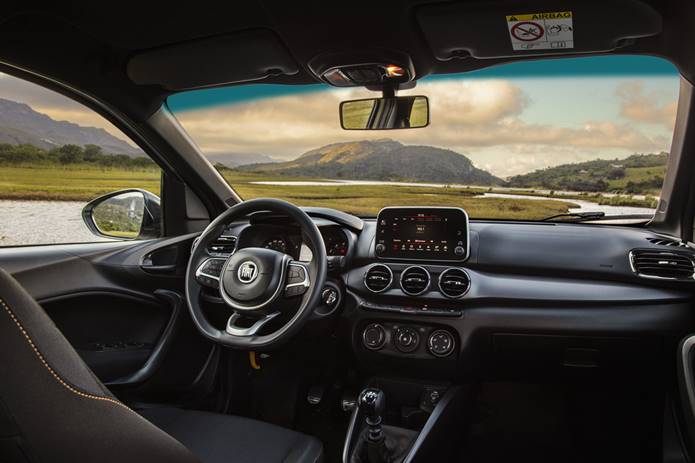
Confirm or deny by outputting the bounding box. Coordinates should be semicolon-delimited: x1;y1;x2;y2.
82;189;161;240
340;95;429;130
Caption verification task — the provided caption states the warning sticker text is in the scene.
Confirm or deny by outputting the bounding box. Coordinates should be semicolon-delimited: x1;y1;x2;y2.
506;11;574;51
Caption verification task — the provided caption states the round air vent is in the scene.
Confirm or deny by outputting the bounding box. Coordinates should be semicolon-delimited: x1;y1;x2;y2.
364;264;393;293
400;266;430;296
438;268;470;298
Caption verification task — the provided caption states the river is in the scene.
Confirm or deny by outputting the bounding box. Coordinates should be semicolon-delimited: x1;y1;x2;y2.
0;200;111;246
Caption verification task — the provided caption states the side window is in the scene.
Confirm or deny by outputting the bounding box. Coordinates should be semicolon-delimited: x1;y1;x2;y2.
0;73;162;246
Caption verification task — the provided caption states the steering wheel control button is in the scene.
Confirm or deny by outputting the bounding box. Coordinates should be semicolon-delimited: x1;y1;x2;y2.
394;326;420;353
195;258;226;288
363;324;386;350
285;263;309;298
428;330;455;357
201;259;224;276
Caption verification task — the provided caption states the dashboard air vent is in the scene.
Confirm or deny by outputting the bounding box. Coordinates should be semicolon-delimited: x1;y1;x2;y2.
438;268;470;298
647;237;686;247
364;264;393;293
400;266;431;296
191;231;238;257
208;234;237;256
630;250;695;280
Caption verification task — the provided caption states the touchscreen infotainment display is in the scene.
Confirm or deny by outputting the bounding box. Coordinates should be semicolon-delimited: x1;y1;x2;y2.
375;207;469;260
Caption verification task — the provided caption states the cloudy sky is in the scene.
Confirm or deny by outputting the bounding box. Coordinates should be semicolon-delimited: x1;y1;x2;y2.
0;56;680;178
0;72;129;137
171;74;678;178
169;56;679;178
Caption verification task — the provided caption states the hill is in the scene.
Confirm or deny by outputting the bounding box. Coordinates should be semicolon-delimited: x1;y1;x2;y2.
507;153;667;194
238;139;503;185
0;98;142;156
209;152;277;168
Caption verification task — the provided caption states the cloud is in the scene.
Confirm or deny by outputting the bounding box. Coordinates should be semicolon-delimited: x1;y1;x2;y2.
616;80;677;128
175;79;672;176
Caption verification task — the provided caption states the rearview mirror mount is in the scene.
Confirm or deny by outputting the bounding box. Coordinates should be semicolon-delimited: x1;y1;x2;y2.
340;95;429;130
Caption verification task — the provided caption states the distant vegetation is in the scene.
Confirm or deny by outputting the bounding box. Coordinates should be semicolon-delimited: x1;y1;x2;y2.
507;153;667;195
0;141;661;218
0;143;155;169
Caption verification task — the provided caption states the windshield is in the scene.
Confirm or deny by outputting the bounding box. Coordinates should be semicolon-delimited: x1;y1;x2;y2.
168;55;679;220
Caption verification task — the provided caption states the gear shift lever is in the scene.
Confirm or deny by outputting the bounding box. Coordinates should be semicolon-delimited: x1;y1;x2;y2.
358;388;388;463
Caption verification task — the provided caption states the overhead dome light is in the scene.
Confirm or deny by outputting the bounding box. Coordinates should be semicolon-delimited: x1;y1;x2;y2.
320;63;412;87
384;64;406;78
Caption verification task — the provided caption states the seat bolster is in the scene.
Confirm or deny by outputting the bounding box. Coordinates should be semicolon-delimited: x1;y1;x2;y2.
140;408;323;463
0;269;106;395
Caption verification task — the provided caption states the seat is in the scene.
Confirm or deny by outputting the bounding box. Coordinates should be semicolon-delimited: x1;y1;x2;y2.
0;268;323;463
140;408;323;463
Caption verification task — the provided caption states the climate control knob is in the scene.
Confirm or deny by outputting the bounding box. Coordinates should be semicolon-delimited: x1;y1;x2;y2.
428;330;455;357
362;324;386;350
393;326;420;353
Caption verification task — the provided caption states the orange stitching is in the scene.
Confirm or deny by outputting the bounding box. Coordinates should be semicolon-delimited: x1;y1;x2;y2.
0;298;131;411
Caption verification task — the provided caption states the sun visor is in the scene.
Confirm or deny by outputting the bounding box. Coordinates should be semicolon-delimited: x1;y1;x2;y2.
417;0;661;60
127;29;299;90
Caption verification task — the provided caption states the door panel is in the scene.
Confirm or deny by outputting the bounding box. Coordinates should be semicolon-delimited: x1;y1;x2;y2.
0;235;213;397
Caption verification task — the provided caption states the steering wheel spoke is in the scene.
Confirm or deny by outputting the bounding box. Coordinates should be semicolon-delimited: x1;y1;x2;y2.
284;261;310;298
195;257;226;288
225;311;281;337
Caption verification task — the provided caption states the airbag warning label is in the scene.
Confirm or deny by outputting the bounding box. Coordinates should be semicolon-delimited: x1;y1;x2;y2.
506;11;573;51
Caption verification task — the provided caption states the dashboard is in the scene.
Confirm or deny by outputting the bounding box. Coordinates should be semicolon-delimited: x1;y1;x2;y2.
203;206;695;379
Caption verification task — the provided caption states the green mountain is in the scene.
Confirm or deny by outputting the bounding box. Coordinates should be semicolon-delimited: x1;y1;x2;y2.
507;153;668;194
238;139;503;185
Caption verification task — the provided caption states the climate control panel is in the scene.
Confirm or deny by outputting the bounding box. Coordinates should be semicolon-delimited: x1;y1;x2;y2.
359;322;457;359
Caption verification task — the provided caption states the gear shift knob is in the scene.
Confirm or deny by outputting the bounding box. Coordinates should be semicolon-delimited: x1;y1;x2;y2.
358;388;385;426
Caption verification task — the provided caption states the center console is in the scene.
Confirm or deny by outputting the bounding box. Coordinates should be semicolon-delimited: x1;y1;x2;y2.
343;381;469;463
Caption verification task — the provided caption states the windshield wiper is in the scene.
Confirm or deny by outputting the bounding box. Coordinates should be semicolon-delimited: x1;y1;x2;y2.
542;211;606;222
541;211;654;223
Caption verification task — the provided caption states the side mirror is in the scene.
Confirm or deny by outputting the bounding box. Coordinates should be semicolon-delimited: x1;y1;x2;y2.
82;189;161;240
340;95;429;130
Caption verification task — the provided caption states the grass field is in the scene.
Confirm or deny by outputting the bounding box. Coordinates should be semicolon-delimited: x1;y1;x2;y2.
0;165;580;219
0;165;161;200
222;171;577;219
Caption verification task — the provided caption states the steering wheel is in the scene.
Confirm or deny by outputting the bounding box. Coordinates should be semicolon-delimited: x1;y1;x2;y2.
185;198;327;349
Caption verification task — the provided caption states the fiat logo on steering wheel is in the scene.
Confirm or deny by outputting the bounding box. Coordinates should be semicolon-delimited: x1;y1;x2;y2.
237;261;258;284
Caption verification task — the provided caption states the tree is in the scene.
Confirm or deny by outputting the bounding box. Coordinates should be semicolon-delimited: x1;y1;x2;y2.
56;144;83;164
83;144;102;162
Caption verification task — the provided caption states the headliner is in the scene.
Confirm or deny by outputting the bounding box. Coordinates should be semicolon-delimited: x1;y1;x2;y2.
0;0;691;121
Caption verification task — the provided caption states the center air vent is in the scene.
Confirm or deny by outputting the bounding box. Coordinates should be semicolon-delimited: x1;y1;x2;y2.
400;266;431;296
364;264;393;293
630;250;695;280
438;268;471;298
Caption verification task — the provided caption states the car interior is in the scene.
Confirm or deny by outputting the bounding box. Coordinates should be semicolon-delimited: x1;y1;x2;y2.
2;1;695;462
